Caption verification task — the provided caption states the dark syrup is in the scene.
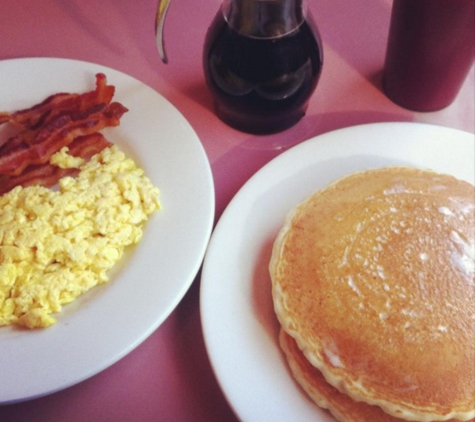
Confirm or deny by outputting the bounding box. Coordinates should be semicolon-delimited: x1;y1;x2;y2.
203;13;323;134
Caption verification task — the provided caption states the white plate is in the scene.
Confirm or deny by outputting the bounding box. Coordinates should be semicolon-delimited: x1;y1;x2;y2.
0;57;214;403
200;122;474;422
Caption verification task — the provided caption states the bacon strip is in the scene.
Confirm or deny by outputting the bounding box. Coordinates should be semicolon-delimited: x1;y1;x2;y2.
66;131;113;159
0;133;112;195
0;112;12;125
0;162;72;196
0;130;35;156
0;102;127;176
0;73;114;130
0;73;127;195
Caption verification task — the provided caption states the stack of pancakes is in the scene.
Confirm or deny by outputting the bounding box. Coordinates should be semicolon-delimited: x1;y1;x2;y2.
270;167;475;422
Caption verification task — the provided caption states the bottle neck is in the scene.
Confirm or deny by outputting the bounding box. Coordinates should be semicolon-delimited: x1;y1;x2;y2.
222;0;306;38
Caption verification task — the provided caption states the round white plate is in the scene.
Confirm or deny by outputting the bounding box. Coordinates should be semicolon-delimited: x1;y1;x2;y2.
200;122;474;422
0;57;214;404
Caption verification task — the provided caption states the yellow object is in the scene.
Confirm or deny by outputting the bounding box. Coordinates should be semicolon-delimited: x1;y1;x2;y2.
0;146;160;329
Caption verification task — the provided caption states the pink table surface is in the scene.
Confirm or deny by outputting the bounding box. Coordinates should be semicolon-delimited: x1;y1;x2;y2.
0;0;473;421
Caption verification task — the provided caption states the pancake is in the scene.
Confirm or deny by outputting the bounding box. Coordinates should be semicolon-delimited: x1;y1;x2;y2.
279;329;475;422
270;167;475;421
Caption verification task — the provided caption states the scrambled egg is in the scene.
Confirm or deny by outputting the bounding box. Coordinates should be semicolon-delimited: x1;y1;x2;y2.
0;146;160;329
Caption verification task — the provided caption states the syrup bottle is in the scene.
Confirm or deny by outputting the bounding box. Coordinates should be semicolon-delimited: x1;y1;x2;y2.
203;0;323;134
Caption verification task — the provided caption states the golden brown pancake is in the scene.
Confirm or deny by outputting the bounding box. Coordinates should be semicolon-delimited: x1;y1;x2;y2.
270;167;475;421
279;329;475;422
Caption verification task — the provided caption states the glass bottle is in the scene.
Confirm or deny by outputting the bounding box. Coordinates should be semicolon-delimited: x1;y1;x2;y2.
203;0;323;134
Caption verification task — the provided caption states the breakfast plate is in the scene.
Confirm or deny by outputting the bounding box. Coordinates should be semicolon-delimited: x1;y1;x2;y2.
200;122;474;422
0;57;214;403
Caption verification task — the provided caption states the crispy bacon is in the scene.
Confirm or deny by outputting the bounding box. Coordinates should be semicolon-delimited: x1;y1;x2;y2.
0;162;73;196
0;102;127;176
0;73;114;130
0;133;112;195
0;136;24;156
66;131;113;159
0;112;13;125
0;130;35;156
0;73;127;194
